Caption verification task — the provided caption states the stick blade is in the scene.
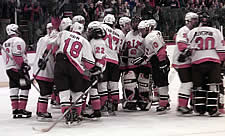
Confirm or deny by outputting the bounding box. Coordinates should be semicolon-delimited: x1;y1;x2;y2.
32;127;51;132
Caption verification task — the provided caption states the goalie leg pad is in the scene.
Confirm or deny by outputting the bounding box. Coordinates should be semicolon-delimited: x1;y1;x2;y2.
192;88;207;114
207;84;220;116
123;70;138;101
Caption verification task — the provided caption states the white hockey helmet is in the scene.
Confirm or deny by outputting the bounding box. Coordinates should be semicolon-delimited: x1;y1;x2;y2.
72;15;85;24
87;21;102;31
147;19;157;29
103;14;116;25
6;24;19;36
71;22;84;34
185;12;198;24
119;17;131;26
46;23;53;35
138;20;149;29
59;17;72;31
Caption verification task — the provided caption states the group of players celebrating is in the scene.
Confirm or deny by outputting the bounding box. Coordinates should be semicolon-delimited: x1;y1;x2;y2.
1;11;225;125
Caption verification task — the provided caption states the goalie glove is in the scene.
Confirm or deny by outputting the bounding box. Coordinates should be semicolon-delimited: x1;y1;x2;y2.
132;55;148;65
178;48;192;63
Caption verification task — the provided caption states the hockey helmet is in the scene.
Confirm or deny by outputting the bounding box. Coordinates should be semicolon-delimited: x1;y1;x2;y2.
185;12;198;24
71;22;84;34
147;19;157;30
59;17;72;31
199;12;211;26
72;15;85;25
6;24;20;36
103;14;116;25
119;17;131;27
131;16;142;31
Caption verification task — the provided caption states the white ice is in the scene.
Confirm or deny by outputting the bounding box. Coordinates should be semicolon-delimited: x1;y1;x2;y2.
0;46;225;136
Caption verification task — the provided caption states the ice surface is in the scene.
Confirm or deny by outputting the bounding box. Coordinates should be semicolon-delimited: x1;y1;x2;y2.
0;46;225;136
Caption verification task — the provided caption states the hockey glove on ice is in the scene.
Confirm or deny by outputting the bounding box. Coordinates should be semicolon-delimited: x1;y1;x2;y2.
178;48;192;63
132;55;148;65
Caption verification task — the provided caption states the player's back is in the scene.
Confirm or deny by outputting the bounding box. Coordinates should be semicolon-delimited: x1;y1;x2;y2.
101;23;120;64
2;37;26;70
188;26;224;64
56;30;95;74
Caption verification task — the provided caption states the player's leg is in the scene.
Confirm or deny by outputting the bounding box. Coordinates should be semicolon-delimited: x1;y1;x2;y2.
50;85;60;109
108;63;120;114
207;62;222;116
36;80;54;121
88;84;101;118
6;69;20;118
176;67;193;115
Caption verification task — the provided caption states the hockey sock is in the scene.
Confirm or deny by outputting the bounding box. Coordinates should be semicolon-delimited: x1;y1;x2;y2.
51;92;56;101
178;94;189;107
18;90;29;110
10;88;19;110
37;96;48;113
89;87;101;110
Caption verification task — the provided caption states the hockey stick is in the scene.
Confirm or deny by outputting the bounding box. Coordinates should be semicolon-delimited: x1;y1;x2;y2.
0;44;40;92
32;79;98;132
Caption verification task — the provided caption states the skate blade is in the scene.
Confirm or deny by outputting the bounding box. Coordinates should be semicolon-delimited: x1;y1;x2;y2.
176;112;193;117
51;105;61;109
64;121;81;127
14;114;31;118
37;117;53;122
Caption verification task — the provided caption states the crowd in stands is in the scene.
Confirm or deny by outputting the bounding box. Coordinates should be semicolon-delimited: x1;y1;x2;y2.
0;0;225;50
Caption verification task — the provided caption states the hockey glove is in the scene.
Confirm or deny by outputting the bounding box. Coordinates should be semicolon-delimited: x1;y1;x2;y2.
132;56;148;65
89;66;103;81
38;58;48;70
178;48;192;63
159;60;170;74
20;62;31;74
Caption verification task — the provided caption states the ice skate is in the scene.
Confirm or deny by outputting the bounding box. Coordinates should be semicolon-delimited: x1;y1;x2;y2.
177;106;193;116
36;112;52;122
12;109;20;119
17;109;32;118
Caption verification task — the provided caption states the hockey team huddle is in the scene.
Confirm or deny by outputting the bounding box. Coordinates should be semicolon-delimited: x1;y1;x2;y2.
1;11;225;126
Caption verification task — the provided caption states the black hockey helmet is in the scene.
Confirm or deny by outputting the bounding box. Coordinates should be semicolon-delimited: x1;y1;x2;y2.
199;12;211;26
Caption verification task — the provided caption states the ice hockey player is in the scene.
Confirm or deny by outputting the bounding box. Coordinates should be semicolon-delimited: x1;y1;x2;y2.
133;19;170;114
121;16;144;111
99;14;121;115
1;24;32;118
181;12;225;116
33;23;58;121
83;21;108;118
172;12;199;116
48;18;102;125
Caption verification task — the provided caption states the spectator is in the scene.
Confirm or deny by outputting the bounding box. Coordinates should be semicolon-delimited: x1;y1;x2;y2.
95;1;105;21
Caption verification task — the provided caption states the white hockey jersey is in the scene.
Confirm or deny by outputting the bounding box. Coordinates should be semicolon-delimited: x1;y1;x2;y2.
1;36;27;70
101;24;120;64
33;35;58;82
49;30;95;74
144;30;167;62
187;26;225;64
124;30;144;69
172;26;191;68
89;38;106;71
